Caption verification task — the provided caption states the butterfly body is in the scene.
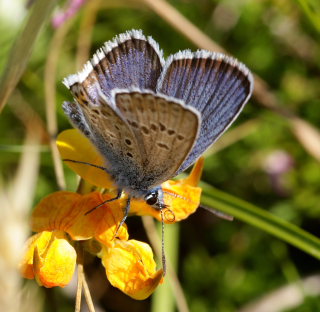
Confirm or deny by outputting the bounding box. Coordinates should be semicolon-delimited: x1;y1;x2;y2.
63;29;253;211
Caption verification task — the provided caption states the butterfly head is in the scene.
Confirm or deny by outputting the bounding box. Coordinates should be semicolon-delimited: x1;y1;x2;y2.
144;188;167;210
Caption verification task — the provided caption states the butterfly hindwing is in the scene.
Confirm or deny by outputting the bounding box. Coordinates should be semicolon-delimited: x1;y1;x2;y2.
114;90;200;187
157;51;253;174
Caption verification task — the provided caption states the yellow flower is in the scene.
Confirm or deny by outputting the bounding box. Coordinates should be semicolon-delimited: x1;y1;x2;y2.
20;231;76;287
21;129;203;299
31;191;128;246
100;239;164;300
57;129;114;189
21;190;162;298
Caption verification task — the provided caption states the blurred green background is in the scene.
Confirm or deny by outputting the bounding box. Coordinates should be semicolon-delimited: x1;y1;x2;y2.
1;0;320;311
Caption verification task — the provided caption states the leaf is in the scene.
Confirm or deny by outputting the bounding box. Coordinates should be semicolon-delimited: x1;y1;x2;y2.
296;0;320;32
200;181;320;260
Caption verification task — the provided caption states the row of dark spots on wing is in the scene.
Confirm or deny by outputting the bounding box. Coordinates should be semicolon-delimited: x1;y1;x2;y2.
125;103;185;153
88;106;119;151
119;94;186;154
122;124;134;158
126;118;180;139
72;85;89;106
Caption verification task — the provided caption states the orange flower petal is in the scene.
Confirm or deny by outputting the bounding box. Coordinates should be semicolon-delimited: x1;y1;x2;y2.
32;191;128;245
65;192;128;243
31;191;81;233
180;157;204;187
94;196;129;247
130;158;204;223
20;232;52;279
161;179;202;222
120;184;201;223
130;182;201;223
100;239;163;300
33;231;76;287
57;129;114;188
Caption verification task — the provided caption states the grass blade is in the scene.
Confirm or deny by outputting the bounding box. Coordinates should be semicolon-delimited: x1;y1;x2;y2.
201;182;320;260
0;0;57;112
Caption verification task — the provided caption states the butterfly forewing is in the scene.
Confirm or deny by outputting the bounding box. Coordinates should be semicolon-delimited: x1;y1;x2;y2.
157;51;253;174
63;30;164;106
115;91;200;187
62;101;93;139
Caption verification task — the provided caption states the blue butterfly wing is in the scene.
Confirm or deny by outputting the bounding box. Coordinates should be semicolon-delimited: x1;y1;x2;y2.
156;51;253;174
63;29;164;105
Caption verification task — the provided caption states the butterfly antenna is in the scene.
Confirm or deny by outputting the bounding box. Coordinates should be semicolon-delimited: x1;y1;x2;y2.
63;158;109;172
160;208;167;276
199;205;234;221
163;189;233;221
163;189;189;202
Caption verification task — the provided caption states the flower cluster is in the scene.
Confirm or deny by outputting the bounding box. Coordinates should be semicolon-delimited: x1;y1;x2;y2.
20;129;203;300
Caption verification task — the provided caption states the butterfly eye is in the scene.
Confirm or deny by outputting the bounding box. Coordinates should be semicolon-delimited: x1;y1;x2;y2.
145;192;158;206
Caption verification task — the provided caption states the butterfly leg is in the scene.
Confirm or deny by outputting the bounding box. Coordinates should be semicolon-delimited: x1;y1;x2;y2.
85;189;123;215
113;196;131;238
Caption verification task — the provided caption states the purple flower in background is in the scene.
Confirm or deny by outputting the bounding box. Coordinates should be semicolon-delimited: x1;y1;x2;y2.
263;150;294;196
52;0;87;28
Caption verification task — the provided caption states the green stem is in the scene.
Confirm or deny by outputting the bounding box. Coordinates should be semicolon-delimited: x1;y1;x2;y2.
0;0;57;112
151;223;180;312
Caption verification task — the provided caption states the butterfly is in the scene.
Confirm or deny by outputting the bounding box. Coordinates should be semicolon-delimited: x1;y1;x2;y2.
62;29;253;222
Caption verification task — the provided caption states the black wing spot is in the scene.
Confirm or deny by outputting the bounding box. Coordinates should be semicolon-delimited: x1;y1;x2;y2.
125;139;132;145
141;126;150;135
177;134;185;140
159;123;166;131
127;152;133;158
81;99;89;106
130;121;139;128
101;109;112;117
151;123;158;131
71;114;81;123
157;142;169;150
92;109;100;115
168;129;175;135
